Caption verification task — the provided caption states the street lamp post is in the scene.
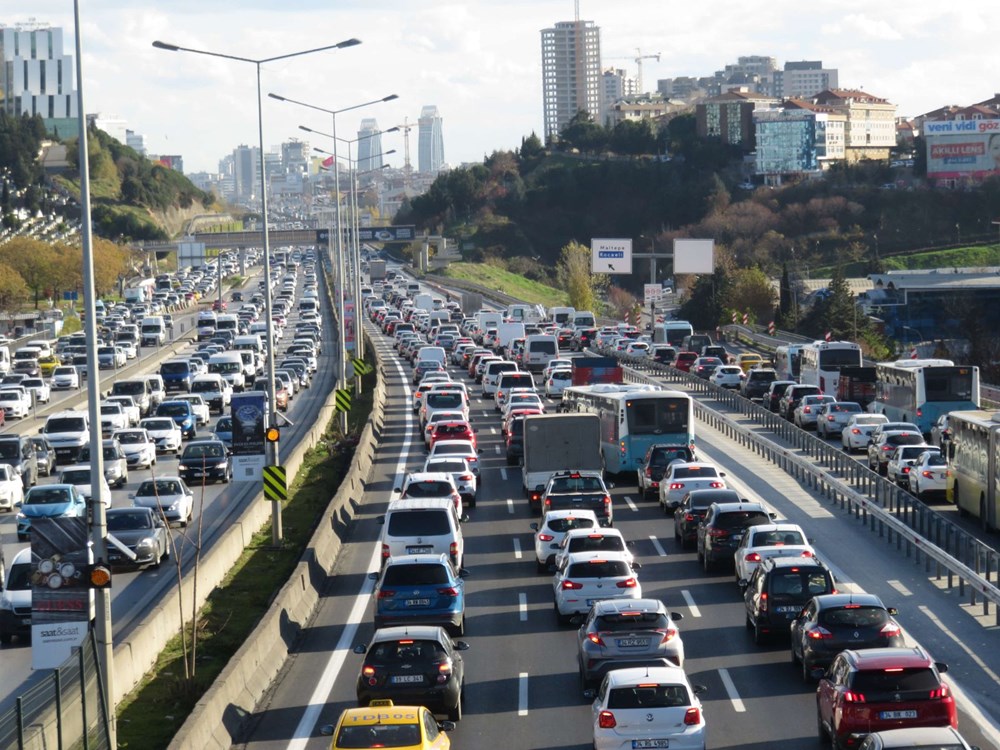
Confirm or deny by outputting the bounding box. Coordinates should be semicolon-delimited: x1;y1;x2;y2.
269;93;398;433
153;36;361;545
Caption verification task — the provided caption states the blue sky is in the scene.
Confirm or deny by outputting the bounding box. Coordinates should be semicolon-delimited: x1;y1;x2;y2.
18;1;1000;173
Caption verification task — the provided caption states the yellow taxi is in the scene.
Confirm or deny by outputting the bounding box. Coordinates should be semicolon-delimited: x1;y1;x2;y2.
736;353;763;373
326;700;453;749
38;354;62;377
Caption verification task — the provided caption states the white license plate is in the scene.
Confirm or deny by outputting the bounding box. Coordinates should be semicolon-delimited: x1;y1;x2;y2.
20;617;31;625
405;599;430;607
617;638;650;648
879;710;917;720
391;674;424;684
632;740;669;749
406;546;433;554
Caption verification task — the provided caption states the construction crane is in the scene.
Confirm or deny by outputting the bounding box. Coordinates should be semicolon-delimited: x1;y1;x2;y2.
607;47;661;95
394;117;413;188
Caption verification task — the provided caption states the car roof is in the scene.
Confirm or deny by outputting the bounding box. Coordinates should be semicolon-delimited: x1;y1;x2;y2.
591;597;665;615
863;727;967;746
564;550;633;564
811;592;885;609
369;624;450;643
563;526;625;539
745;523;803;535
761;555;825;570
404;472;454;483
710;501;768;513
383;553;451;567
842;646;933;670
335;702;425;728
604;665;690;688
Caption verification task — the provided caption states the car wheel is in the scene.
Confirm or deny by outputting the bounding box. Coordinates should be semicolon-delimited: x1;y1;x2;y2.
817;705;828;741
802;655;815;683
753;619;766;645
536;558;548;574
0;632;12;645
456;616;465;637
703;552;715;572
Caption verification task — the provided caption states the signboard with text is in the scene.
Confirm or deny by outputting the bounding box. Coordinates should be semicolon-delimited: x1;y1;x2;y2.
344;299;356;352
230;392;266;481
31;517;91;669
356;226;416;243
925;120;1000;180
644;284;663;305
591;238;632;275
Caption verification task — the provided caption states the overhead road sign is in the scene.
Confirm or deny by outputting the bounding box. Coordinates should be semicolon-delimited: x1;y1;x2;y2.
356;226;416;243
591;238;632;275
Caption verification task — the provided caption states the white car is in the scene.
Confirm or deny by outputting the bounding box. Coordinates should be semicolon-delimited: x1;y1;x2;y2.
544;368;572;398
658;462;727;511
427;439;480;476
709;365;745;389
733;523;816;585
793;394;837;429
0;463;25;511
130;476;194;526
588;666;706;750
20;377;51;405
841;413;889;453
624;341;650;357
140;417;183;454
50;365;81;390
530;509;600;573
542;359;572;381
423;456;478;508
113;428;158;469
887;444;936;487
553;526;633;572
0;388;31;419
58;464;112;509
176;394;211;426
106;395;141;426
552;550;641;622
908;449;950;500
501;392;545;420
99;402;129;435
420;388;470;428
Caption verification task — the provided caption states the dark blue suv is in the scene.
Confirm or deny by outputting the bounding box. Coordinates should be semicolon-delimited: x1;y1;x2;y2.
160;359;194;393
155;400;198;439
371;554;468;636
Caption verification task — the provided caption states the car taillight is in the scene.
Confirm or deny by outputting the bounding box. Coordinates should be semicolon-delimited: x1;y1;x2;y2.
851;428;862;435
759;592;768;612
745;552;761;562
901;466;911;474
708;481;725;488
645;466;652;477
538;533;554;542
803;406;812;413
616;577;637;588
880;622;902;638
929;684;950;699
381;543;390;559
707;527;727;537
377;589;395;599
883;445;895;451
449;542;458;558
459;474;473;481
437;587;459;596
670;482;684;490
807;626;833;640
684;707;701;725
658;628;677;643
684;513;695;522
603;495;611;506
598;710;616;729
827;415;835;421
843;691;866;703
561;580;583;590
530;490;542;503
587;633;605;646
363;665;377;685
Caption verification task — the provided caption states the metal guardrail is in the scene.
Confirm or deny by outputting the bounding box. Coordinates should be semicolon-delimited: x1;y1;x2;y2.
599;348;1000;624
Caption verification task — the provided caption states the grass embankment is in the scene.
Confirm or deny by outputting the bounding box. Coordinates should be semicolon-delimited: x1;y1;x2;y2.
115;366;376;750
438;262;570;307
814;243;1000;277
224;275;247;290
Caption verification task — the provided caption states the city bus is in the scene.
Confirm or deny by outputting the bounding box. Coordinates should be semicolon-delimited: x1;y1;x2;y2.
774;344;804;381
798;340;863;396
653;320;694;347
871;359;979;436
560;383;695;474
946;410;1000;531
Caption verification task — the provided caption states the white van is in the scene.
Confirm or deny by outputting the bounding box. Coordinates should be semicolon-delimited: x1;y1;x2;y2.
298;298;319;315
233;334;265;369
572;311;596;329
415;346;447;369
377;498;466;569
207;352;246;391
549;306;576;326
140;316;167;347
482;360;519;396
215;313;239;334
523;334;560;373
0;346;10;375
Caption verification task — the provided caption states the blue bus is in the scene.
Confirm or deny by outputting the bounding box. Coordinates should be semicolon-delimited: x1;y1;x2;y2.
872;359;980;436
560;384;695;474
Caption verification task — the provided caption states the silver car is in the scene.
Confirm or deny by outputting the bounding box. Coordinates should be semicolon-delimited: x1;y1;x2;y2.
815;401;863;439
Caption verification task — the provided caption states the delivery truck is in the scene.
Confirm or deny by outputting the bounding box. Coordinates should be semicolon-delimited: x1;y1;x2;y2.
522;413;602;510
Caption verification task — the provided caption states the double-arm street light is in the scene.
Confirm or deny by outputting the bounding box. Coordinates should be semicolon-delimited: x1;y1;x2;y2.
153;36;361;545
268;93;397;429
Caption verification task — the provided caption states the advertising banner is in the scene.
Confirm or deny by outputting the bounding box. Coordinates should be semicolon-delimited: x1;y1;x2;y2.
344;299;356;352
591;239;632;275
356;226;416;242
230;391;266;481
31;517;91;670
673;239;715;274
925;120;1000;180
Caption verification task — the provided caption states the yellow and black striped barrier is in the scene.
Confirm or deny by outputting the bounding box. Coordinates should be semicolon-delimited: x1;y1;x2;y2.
335;388;352;412
263;465;287;503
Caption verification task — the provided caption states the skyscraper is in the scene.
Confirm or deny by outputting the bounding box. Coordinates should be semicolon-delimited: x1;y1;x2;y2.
0;21;77;131
358;118;382;174
540;19;602;142
418;106;445;173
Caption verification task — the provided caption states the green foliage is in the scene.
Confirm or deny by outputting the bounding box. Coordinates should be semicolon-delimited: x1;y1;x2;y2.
557;241;605;312
678;266;731;330
0;112;47;188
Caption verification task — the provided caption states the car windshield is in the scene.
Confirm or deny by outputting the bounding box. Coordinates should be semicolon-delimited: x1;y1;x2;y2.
547;517;596;533
26;487;72;504
116;432;145;444
183;443;225;459
334;725;421;748
158;403;189;416
191;381;217;393
403;480;454;498
216;418;233;432
160;362;189;374
649;448;691;467
607;684;691;709
136;480;183;496
60;469;91;484
567;560;630;578
107;511;154;531
0;442;19;459
887;434;925;447
45;418;86;433
382;563;451;586
819;606;889;628
829;403;862;413
142;419;174;431
100;405;121;415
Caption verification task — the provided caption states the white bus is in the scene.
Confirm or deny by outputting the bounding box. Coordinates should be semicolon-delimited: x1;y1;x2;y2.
799;340;862;396
774;344;804;381
871;359;979;436
947;410;1000;531
653;320;694;347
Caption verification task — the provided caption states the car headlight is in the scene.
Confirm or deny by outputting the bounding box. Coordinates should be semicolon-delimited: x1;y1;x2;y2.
136;537;155;552
178;464;188;471
181;418;192;427
166;501;178;511
16;512;26;520
0;595;12;612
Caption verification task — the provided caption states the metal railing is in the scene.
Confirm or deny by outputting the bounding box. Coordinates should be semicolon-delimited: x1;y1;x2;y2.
598;348;1000;624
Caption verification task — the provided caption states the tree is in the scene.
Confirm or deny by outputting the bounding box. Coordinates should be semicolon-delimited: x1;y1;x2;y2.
519;132;544;160
559;111;608;153
556;241;605;312
729;267;777;321
0;262;30;312
0;237;57;307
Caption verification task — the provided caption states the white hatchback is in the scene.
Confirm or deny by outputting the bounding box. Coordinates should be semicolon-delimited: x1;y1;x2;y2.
530;509;599;573
552;550;641;623
841;413;889;453
733;522;816;585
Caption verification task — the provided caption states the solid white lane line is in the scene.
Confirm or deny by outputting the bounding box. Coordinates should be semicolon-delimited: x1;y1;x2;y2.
519;593;527;621
518;672;529;716
513;538;523;559
500;468;508;481
507;499;515;514
681;590;701;617
648;535;667;557
624;495;638;511
718;668;746;713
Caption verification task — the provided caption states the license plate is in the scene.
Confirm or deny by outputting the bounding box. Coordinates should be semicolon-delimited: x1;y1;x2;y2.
617;638;650;648
193;471;205;477
390;674;424;684
632;740;669;749
406;546;432;554
20;617;31;625
879;710;917;720
405;599;430;607
774;606;798;613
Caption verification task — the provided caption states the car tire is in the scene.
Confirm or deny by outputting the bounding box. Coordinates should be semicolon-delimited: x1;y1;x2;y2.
0;632;12;645
817;706;828;741
536;558;547;574
703;552;714;573
753;619;766;645
456;616;465;637
802;655;815;683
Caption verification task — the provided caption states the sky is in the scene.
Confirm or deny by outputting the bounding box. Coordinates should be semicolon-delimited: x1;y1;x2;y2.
14;0;1000;174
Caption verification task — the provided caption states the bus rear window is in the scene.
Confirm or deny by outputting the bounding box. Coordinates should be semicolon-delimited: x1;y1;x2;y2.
626;398;688;435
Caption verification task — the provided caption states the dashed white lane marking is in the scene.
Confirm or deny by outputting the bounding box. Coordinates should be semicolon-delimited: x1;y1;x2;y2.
507;499;515;514
718;668;746;712
483;410;491;417
649;535;667;557
495;445;501;455
887;579;913;597
519;593;528;621
681;590;701;618
518;672;529;716
624;495;638;511
500;468;508;481
490;426;497;434
513;538;523;559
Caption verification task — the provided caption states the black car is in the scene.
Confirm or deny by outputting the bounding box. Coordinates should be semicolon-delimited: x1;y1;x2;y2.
354;625;470;721
30;437;56;477
765;380;798;413
742;555;836;644
505;415;526;466
540;470;613;525
790;593;903;681
674;488;742;549
637;444;697;499
178;439;231;484
105;507;171;570
741;368;778;401
696;501;772;571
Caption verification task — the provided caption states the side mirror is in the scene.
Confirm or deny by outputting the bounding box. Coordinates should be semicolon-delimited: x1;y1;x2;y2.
738;579;748;590
38;427;44;434
453;640;470;651
367;572;379;581
458;568;470;578
529;522;539;531
631;562;642;570
886;607;898;616
692;684;708;695
376;515;385;525
582;688;596;700
625;540;636;547
319;724;334;737
438;720;457;732
352;644;367;655
461;514;470;523
934;661;948;674
768;512;777;520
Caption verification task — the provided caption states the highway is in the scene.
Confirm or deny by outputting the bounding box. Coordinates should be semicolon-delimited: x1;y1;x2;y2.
0;258;341;715
233;285;1000;750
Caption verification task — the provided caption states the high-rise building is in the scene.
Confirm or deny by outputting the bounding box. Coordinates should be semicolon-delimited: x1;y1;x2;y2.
418;106;445;173
357;118;382;174
600;68;636;125
126;129;147;156
0;21;77;134
540;19;602;141
232;144;260;205
772;61;839;100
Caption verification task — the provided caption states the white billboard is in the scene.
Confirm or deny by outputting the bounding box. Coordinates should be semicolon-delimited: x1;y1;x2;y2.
591;238;632;275
673;239;715;274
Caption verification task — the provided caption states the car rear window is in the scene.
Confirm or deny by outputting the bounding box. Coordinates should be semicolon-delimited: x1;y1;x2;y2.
819;606;889;628
382;563;450;586
550;476;604;493
402;481;454;498
768;569;833;599
335;724;421;748
596;612;670;631
849;667;940;695
672;466;719;479
715;510;770;530
748;529;805;546
427;393;464;409
607;685;690;709
387;510;451;536
567;560;630;578
887;434;925;447
568;535;625;554
547;517;596;533
649;448;692;466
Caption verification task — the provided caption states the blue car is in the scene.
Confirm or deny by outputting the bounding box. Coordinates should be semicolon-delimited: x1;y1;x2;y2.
212;416;233;453
155;400;198;439
371;553;467;636
16;483;87;541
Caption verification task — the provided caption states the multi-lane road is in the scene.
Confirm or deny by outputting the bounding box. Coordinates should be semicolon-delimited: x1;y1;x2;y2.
233;282;1000;750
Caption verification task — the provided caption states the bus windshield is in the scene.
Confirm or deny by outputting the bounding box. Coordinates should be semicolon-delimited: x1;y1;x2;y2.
819;349;862;368
626;397;689;435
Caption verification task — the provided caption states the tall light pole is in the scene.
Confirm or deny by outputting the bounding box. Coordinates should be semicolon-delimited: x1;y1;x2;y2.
153;36;361;544
269;93;398;432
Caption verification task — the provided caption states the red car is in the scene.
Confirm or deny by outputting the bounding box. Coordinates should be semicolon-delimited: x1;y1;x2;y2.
816;646;957;749
430;421;477;450
674;351;699;372
211;299;227;312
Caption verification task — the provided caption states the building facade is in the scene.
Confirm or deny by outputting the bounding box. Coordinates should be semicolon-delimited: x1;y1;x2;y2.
232;144;260;205
540;19;602;141
0;22;77;134
772;61;839;100
696;89;779;149
417;105;445;174
600;68;636;125
812;89;895;161
357;118;382;174
754;108;846;180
